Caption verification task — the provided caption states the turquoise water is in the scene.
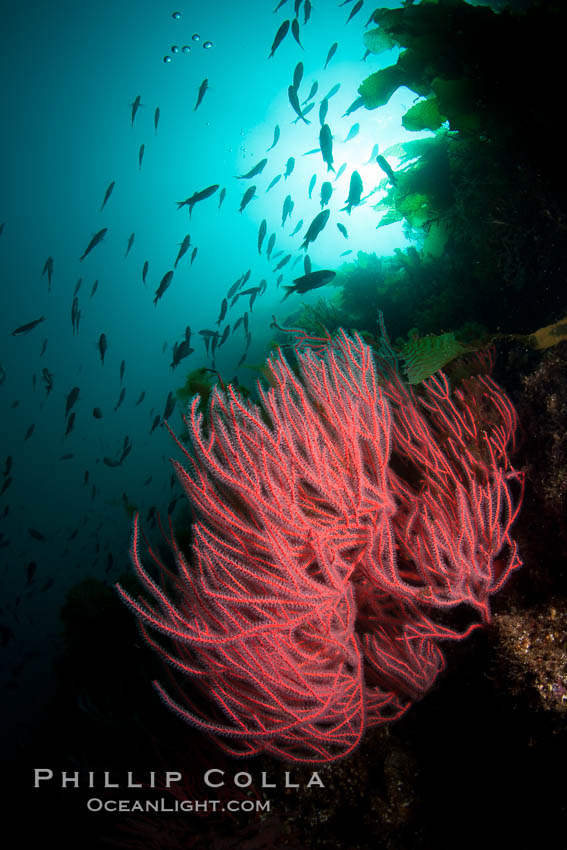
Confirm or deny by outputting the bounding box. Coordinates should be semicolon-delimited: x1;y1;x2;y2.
0;0;425;699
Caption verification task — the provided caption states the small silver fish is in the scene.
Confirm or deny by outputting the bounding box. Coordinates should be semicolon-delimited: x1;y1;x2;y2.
341;171;363;214
131;95;141;126
342;123;359;143
300;209;330;251
319;124;335;172
346;0;363;24
80;228;107;261
324;43;337;69
174;235;191;268
302;81;318;105
284;156;295;178
194;79;209;111
364;143;379;164
236;158;267;179
42;256;54;291
100;181;115;212
258;219;267;253
125;232;135;257
267;124;280;151
320;182;332;208
269;20;290;58
11;316;45;336
288;85;310;124
154;270;174;305
266;174;282;192
291;18;303;48
239;185;256;213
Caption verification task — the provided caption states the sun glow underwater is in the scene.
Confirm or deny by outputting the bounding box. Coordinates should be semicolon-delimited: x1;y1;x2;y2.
239;77;431;276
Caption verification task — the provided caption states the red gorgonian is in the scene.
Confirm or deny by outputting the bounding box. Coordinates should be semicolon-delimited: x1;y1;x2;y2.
117;326;523;763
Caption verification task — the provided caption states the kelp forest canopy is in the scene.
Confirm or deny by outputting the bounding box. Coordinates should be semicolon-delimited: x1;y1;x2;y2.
288;0;566;373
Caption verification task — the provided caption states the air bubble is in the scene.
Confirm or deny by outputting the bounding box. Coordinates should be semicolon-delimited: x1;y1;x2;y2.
192;33;200;42
172;11;181;19
182;45;191;53
203;41;212;49
163;55;172;63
